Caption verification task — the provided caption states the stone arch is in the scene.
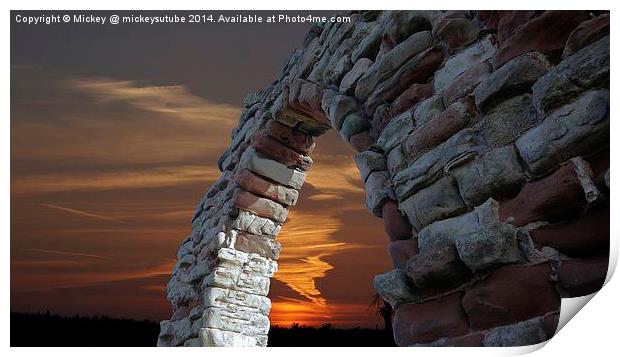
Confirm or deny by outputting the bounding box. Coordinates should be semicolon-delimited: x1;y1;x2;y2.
158;10;610;347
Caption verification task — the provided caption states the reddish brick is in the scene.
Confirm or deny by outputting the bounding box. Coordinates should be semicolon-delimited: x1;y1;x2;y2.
542;312;559;339
558;256;608;297
499;161;587;226
349;131;375;152
252;130;313;171
447;332;484;347
433;17;480;54
234;169;299;206
462;264;560;331
496;11;542;44
382;200;413;241
563;13;610;58
391;82;432;116
529;205;609;257
266;120;315;154
365;47;443;115
393;293;469;345
405;97;477;159
231;189;288;222
388;238;419;269
493;11;590;68
443;61;492;106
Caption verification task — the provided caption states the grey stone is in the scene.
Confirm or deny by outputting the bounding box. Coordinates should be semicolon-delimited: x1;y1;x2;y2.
365;171;394;217
324;53;353;85
376;111;414;153
200;328;266;347
387;145;408;176
307;50;330;83
239;147;306;189
450;146;524;206
516;89;609;176
393;128;484;200
351;24;383;62
326;95;358;130
202;266;271;296
340;112;370;141
532;36;609;115
340;58;373;95
373;269;417;308
434;36;496;93
413;95;444;126
355;150;387;183
355;31;433;101
229;209;282;237
202;306;270;336
203;286;271;316
399;176;467;232
418;199;521;272
474;52;552;112
406;241;470;288
476;94;539;148
482;317;547;347
232;231;281;260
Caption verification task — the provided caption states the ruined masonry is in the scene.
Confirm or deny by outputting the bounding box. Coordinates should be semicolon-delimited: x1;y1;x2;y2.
158;10;610;347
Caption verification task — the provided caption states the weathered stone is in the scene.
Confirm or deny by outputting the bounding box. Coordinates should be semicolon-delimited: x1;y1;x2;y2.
388;238;418;269
405;97;478;160
477;93;538;148
326;94;358;130
265;120;314;155
324;54;352;85
443;61;492;106
252;131;313;171
355;31;433;101
203;286;271;316
230;209;282;237
202;306;269;336
373;269;417;308
339;112;370;142
496;11;542;44
234;169;299;207
382;199;413;242
289;37;321;80
391;82;432;115
203;264;271;296
239;148;306;190
445;332;485;347
365;47;443;115
349;131;375;152
463;264;559;330
474;52;552;112
413;95;444;126
328;17;357;53
451;145;524;206
393;293;469;345
563;13;609;58
364;171;394;217
371;103;392;134
376;111;414;153
351;25;383;62
200;328;266;347
399;176;467;232
530;206;609;257
354;150;387;183
418;199;521;271
385;11;433;45
517;89;609;175
394;128;483;200
492;11;590;68
532;36;609;115
386;145;408;176
558;256;608;297
339;58;373;95
433;17;479;54
482;317;548;347
434;36;496;93
233;231;281;261
406;241;470;288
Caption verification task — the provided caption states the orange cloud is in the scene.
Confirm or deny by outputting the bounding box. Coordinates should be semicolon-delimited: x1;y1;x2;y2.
40;203;124;223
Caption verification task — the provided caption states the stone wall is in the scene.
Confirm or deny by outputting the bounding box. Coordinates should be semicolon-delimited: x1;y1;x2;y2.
158;10;610;347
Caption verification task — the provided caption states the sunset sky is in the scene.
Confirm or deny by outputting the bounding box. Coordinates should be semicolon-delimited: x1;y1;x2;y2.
10;11;391;328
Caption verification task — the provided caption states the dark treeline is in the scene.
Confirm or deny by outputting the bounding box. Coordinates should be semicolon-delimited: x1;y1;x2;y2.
11;312;395;347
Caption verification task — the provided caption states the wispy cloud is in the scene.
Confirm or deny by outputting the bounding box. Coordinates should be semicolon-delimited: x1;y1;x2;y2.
40;203;124;223
24;248;110;260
